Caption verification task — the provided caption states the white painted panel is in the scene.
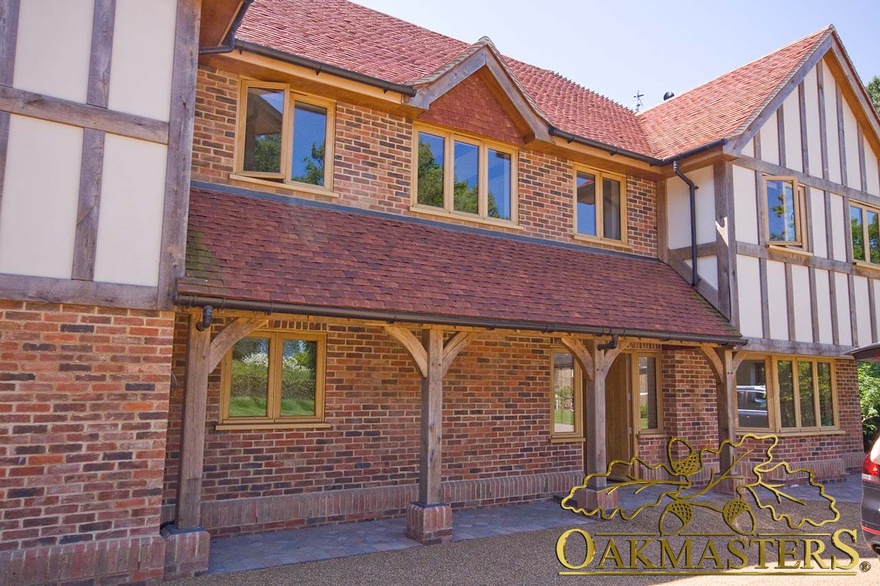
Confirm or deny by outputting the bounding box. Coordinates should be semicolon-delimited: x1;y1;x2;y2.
791;265;812;343
666;167;715;249
13;0;93;103
824;70;841;184
804;67;823;176
733;165;758;245
93;136;167;286
741;138;755;158
829;194;847;262
835;272;852;346
0;116;82;278
766;260;788;340
692;166;716;246
697;255;718;290
855;276;872;347
842;101;861;189
815;269;833;344
865;137;880;197
108;0;177;122
760;110;779;166
809;188;828;258
782;92;802;172
737;256;763;338
666;177;689;249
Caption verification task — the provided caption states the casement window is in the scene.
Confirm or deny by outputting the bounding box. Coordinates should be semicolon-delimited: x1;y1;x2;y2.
634;353;661;432
850;203;880;264
236;81;334;189
764;176;806;247
735;357;836;431
414;128;517;223
574;167;626;242
220;331;326;427
551;350;582;440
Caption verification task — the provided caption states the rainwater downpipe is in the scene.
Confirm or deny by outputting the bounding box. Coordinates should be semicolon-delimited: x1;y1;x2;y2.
673;160;699;287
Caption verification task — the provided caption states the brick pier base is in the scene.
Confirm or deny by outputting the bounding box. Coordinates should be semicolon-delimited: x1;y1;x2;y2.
405;502;452;544
161;526;211;580
577;488;618;512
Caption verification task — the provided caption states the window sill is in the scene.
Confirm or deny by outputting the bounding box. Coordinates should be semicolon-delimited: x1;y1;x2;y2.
766;243;812;258
854;260;880;273
215;422;332;432
572;233;632;251
409;205;523;230
735;427;843;437
636;430;665;439
230;174;339;199
550;436;585;444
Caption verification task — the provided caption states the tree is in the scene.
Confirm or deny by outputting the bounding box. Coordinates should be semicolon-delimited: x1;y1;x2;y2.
867;75;880;114
292;143;325;186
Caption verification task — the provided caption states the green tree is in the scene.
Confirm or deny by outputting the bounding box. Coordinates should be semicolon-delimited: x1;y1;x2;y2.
860;362;880;448
292;143;325;186
867;75;880;114
417;140;444;207
250;133;282;173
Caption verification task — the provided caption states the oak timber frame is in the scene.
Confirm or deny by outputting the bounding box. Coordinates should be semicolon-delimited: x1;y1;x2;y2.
698;344;746;486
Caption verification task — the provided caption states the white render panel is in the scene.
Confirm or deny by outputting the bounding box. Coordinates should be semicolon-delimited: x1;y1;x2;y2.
804;67;823;175
736;255;763;338
809;188;828;259
760;110;780;166
733;165;758;245
834;271;852;346
698;256;718;290
93;135;168;286
666;177;689;249
824;69;841;184
782;92;802;172
829;194;847;262
741;138;755;158
108;0;176;122
791;264;812;343
854;276;872;347
665;167;716;249
842;100;860;189
692;166;716;246
0;116;82;278
13;0;93;103
815;269;833;344
766;260;788;340
865;136;880;196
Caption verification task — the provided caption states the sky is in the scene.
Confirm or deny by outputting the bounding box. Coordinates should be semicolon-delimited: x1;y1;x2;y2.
352;0;880;111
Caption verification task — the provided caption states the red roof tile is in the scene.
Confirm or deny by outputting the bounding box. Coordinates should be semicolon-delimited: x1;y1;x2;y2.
181;186;740;341
637;28;832;159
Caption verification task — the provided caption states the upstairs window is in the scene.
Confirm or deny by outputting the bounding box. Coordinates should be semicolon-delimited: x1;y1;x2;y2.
237;81;334;190
851;203;880;264
764;176;805;247
414;128;516;223
574;167;625;242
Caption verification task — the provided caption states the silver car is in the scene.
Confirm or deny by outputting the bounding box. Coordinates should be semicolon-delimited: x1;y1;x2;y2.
864;436;880;556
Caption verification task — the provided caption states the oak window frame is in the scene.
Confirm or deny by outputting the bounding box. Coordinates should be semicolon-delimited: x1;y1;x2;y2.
763;176;807;249
572;165;628;245
850;202;880;265
550;348;583;442
632;352;663;435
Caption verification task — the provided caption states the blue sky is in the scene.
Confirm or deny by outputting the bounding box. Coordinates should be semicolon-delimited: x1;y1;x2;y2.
352;0;880;110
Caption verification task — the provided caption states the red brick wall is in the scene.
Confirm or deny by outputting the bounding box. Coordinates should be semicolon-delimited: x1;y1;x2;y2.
190;65;658;258
162;314;582;524
0;301;173;578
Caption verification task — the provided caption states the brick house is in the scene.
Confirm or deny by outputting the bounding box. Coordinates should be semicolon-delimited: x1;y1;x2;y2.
1;0;878;583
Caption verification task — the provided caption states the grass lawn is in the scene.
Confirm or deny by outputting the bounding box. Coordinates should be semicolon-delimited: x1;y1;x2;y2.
229;396;315;417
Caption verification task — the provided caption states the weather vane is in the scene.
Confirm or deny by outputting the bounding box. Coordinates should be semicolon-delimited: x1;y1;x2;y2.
633;90;644;112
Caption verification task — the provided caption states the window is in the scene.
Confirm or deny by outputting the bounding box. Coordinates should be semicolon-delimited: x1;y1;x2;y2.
220;331;326;426
851;203;880;264
236;81;334;189
735;356;835;431
551;350;582;440
574;167;626;242
414;128;516;222
634;354;661;432
764;176;805;246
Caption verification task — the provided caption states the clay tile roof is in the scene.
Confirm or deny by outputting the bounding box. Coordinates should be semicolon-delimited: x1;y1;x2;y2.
180;186;740;342
637;27;833;159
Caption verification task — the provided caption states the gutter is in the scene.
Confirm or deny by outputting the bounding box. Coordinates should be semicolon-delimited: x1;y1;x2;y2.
198;0;254;55
176;294;745;347
548;129;728;168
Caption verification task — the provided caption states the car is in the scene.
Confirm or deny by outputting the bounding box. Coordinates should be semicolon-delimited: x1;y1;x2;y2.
864;436;880;556
736;385;769;428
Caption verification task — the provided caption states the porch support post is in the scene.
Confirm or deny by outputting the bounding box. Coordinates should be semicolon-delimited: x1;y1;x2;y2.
698;344;744;494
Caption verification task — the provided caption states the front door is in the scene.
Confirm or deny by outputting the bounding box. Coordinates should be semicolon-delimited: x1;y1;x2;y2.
605;355;632;480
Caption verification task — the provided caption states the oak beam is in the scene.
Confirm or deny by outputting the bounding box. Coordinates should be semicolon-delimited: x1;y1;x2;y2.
419;328;444;504
440;331;478;377
207;317;268;372
0;0;20;217
384;325;428;378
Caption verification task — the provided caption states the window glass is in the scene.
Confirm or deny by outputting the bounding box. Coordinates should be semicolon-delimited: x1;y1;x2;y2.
817;362;834;427
602;177;622;241
767;179;797;242
243;88;284;174
417;132;445;208
797;361;816;427
229;336;271;417
869;210;880;264
487;149;512;220
851;205;865;261
576;172;597;236
736;359;769;428
290;102;327;186
638;356;658;430
777;360;796;428
553;352;576;434
453;141;479;214
279;339;317;417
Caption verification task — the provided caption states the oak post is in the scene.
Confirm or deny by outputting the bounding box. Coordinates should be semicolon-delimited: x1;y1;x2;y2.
419;328;444;504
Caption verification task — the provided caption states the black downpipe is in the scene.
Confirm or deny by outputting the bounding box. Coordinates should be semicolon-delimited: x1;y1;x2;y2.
195;305;213;331
673;160;699;287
